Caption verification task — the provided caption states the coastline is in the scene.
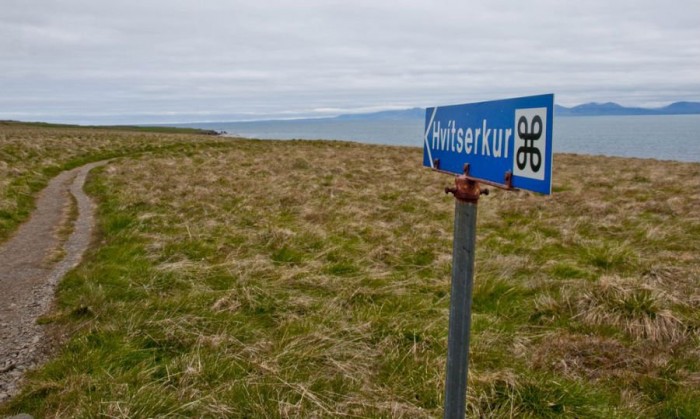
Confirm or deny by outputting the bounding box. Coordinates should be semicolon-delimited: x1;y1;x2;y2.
188;114;700;163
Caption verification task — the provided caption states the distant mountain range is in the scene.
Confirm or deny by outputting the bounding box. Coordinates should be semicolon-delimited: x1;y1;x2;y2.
334;107;426;120
554;101;700;116
331;101;700;120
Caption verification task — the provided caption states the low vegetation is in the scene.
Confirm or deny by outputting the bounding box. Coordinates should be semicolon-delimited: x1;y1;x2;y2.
0;121;226;242
1;126;699;417
0;120;220;135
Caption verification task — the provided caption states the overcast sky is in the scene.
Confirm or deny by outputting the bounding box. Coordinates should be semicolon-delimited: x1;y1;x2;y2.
1;0;699;124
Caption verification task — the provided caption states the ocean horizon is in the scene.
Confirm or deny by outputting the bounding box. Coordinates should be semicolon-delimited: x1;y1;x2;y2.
181;114;700;163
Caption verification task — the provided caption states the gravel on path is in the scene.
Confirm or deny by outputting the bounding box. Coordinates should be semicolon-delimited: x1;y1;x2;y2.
0;161;108;402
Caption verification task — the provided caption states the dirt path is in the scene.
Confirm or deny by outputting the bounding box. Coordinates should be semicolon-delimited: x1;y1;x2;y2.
0;161;108;402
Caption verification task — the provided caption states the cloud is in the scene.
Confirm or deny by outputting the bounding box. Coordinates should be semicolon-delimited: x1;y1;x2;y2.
1;0;699;123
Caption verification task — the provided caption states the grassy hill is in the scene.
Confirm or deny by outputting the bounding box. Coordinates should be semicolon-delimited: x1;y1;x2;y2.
1;125;699;417
0;120;222;135
0;122;228;243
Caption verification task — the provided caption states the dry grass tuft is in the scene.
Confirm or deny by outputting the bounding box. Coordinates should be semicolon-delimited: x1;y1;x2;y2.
575;276;688;343
531;333;644;380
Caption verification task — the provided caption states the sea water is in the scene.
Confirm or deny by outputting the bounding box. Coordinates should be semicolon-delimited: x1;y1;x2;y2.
187;114;700;163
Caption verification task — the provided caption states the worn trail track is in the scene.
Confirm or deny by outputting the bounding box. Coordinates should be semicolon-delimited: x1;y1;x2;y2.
0;161;108;402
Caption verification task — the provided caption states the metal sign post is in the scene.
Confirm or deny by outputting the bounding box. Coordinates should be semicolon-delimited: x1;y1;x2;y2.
443;173;485;418
423;94;554;418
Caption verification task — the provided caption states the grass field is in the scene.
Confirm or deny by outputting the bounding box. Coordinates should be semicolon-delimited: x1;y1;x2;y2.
0;122;227;243
1;125;699;417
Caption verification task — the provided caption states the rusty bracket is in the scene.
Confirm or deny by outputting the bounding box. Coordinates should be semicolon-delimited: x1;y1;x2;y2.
445;164;490;203
445;176;486;203
504;171;513;189
432;164;517;192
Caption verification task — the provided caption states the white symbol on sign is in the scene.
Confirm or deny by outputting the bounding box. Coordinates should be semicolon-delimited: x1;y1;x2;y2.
513;108;547;181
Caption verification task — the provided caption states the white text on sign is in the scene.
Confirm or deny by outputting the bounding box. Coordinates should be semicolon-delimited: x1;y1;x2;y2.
430;120;513;158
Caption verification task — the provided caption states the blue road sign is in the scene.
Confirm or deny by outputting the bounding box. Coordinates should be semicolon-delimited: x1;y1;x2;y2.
423;94;554;194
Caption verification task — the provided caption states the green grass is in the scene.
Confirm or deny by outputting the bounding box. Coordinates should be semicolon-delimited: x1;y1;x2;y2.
1;119;221;135
1;127;699;417
0;123;230;243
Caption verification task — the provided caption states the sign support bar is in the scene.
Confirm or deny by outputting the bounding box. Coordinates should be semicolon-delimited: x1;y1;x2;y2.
443;173;485;418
